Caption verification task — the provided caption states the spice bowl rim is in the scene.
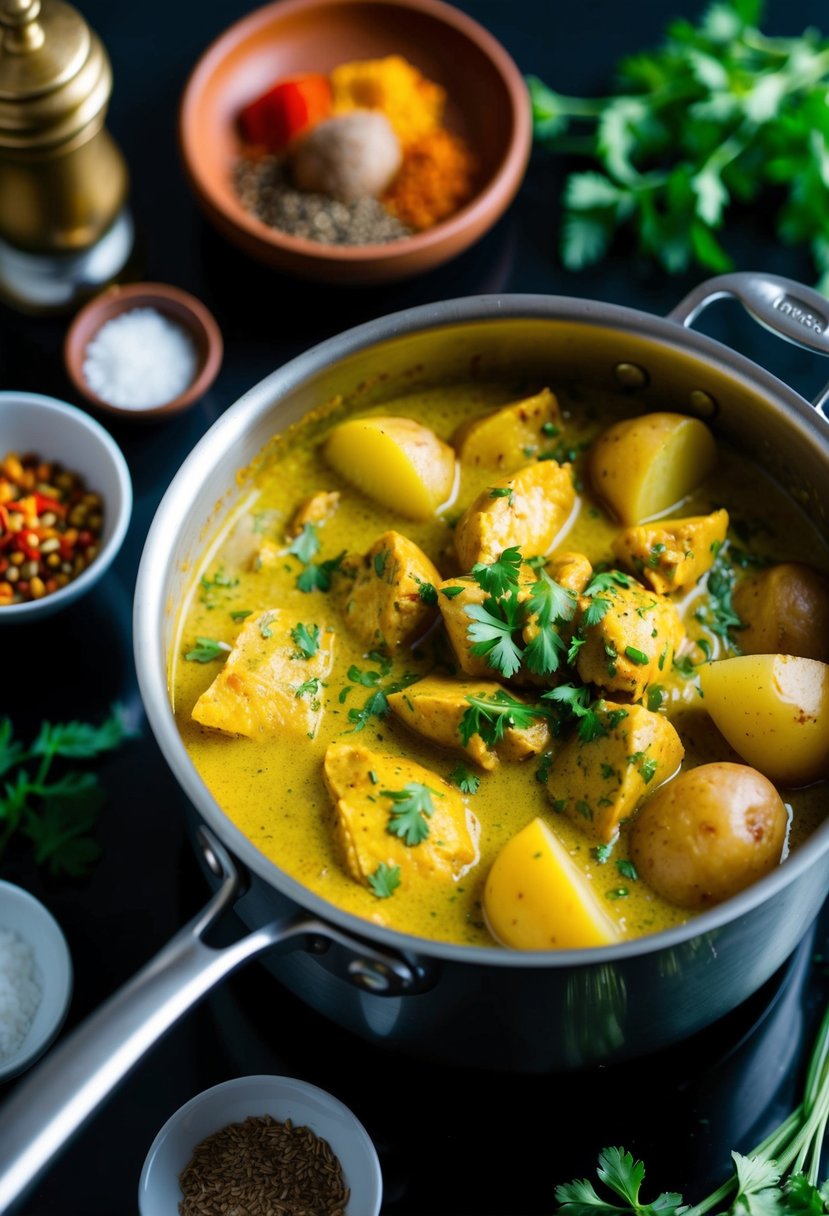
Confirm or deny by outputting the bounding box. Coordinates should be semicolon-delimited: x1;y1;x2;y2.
0;880;73;1084
137;1072;383;1216
178;0;532;283
0;391;132;625
63;281;224;421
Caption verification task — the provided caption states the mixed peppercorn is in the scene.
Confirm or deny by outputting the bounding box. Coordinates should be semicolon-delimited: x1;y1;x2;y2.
0;452;103;605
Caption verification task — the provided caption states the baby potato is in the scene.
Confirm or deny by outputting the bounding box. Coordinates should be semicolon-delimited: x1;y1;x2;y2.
699;654;829;786
323;416;456;520
629;763;787;910
588;412;717;525
732;563;829;662
484;817;619;950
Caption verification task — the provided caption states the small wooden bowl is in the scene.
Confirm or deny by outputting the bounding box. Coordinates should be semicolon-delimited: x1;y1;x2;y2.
64;282;223;421
179;0;532;284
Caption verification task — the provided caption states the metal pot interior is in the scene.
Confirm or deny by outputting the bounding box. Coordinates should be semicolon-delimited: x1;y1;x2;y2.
135;294;829;973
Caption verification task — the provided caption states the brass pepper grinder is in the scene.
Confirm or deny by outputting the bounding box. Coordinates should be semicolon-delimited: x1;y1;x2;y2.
0;0;133;314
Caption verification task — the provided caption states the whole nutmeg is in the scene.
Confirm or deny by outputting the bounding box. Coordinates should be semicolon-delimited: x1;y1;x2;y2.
290;109;402;202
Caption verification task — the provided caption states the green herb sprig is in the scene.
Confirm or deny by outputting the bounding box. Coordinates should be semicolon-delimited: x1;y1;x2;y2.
555;1003;829;1216
527;1;829;289
0;706;137;877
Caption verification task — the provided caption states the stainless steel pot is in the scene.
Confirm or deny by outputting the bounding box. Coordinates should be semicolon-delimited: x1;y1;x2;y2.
1;271;829;1212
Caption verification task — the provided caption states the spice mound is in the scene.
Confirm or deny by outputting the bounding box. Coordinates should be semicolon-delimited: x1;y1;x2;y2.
0;926;41;1063
83;307;198;411
178;1114;350;1216
235;54;477;247
0;451;103;606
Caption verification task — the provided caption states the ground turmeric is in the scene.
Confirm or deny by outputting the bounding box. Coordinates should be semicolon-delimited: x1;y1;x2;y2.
331;54;444;145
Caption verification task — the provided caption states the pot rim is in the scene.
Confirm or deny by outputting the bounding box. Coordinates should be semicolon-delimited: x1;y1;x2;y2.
134;290;829;969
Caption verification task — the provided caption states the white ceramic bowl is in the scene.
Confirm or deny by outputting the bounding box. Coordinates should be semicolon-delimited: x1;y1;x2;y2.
0;392;132;623
138;1074;383;1216
0;881;73;1083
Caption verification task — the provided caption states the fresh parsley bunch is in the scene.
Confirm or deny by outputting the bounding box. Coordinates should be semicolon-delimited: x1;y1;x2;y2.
528;0;829;289
556;1001;829;1216
0;705;136;877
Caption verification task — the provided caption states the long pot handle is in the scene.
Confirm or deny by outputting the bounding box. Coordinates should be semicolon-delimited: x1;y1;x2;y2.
0;828;423;1214
668;271;829;411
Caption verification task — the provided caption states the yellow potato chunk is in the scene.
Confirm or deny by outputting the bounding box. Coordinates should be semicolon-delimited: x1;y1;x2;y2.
484;817;619;950
452;387;563;471
323;416;456;520
192;610;334;740
454;461;576;570
323;742;479;888
588;412;717;525
732;563;829;662
612;509;729;594
699;654;829;786
630;763;787;909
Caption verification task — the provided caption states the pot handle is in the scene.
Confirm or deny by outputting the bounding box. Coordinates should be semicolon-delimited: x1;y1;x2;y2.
0;828;423;1214
667;271;829;355
668;272;829;412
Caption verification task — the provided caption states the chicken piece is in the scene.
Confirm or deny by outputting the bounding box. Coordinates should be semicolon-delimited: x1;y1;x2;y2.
438;563;538;679
454;461;576;571
251;538;282;572
192;610;334;739
452;388;564;471
573;575;684;700
732;562;829;662
286;490;340;538
612;509;729;595
546;700;684;843
332;530;442;652
387;675;551;771
323;742;479;887
544;551;593;595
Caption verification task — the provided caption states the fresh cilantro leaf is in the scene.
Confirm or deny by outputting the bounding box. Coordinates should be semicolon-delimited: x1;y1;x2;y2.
617;858;638;881
287;522;320;564
448;764;480;795
290;622;321;659
367;862;401;899
465;596;525;679
625;646;650;665
381;783;441;846
523;572;577;676
544;684;610;743
295;677;321;700
30;705;135;759
470;546;523;598
441;585;464;600
184;637;232;663
296;551;345;593
230;609;252;622
459;690;549;748
416;579;438;605
489;486;515;503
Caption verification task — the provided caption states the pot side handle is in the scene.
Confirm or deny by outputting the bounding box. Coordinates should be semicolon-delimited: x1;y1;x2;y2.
668;272;829;410
0;828;423;1215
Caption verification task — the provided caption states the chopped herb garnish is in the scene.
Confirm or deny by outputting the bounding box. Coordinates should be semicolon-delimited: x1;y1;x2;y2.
184;637;232;663
230;609;253;622
646;685;665;712
258;611;276;640
624;646;649;665
489;486;515;504
449;764;481;794
617;859;638;881
543;683;609;743
287;523;320;564
592;842;613;864
441;585;464;600
381;783;442;846
294;677;321;700
367;862;401;899
290;622;321;659
416;580;438;605
296;551;345;593
606;887;629;900
459;690;549;748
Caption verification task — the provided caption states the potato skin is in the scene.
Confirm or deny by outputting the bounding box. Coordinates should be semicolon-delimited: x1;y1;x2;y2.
629;762;787;910
732;563;829;662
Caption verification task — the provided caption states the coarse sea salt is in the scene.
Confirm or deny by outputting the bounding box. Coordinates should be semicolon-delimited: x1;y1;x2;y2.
82;306;198;410
0;925;41;1063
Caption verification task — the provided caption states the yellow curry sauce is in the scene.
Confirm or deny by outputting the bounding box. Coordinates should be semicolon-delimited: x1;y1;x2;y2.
171;382;829;947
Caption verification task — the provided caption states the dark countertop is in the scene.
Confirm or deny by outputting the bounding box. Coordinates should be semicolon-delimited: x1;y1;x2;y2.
0;1;827;1213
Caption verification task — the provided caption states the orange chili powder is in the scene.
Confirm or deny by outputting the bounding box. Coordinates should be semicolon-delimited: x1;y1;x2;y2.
382;128;477;231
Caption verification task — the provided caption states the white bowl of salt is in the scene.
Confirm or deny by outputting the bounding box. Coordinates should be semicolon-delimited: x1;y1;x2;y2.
0;881;72;1083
